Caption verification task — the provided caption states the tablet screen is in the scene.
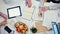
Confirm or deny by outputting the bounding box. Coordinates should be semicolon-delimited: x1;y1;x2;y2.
7;6;22;19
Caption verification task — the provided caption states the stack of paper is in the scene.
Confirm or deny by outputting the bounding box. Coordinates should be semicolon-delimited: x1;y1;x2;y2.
21;6;33;20
43;10;58;28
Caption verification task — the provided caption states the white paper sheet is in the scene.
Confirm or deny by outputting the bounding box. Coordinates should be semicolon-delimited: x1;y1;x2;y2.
43;10;58;28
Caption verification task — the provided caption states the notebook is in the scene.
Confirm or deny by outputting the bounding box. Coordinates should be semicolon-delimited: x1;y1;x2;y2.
43;10;58;28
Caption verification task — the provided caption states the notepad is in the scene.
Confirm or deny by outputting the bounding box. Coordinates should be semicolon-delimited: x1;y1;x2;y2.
43;10;58;28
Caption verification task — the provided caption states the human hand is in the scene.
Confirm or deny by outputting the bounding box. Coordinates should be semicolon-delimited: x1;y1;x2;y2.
38;6;49;17
0;12;7;26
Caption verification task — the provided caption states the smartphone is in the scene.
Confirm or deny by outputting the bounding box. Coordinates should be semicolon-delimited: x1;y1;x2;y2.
4;26;12;33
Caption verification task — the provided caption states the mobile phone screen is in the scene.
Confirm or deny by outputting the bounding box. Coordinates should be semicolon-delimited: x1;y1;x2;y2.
4;26;12;33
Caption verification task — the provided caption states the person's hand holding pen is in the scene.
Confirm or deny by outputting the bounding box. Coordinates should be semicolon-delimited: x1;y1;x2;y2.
38;5;60;17
38;6;49;17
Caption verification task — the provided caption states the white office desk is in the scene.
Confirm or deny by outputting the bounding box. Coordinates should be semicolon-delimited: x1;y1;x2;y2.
0;0;55;34
5;16;40;34
3;16;53;34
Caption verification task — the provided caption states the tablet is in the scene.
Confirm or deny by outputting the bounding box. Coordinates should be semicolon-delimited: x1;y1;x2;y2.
7;6;22;19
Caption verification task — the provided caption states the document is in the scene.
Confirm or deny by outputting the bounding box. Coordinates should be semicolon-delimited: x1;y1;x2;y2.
43;10;58;28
